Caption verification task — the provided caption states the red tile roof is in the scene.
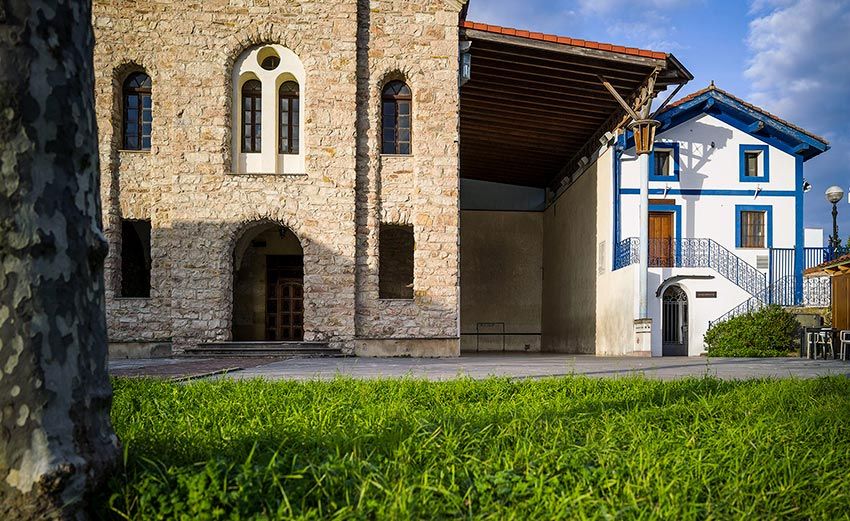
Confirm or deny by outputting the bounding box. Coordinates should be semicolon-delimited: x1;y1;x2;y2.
805;252;850;276
460;20;669;61
662;83;829;145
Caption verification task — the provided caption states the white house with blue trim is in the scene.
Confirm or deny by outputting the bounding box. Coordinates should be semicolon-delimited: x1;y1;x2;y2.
609;85;831;355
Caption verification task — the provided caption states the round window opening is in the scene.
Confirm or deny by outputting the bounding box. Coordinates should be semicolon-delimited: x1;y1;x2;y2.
260;55;280;71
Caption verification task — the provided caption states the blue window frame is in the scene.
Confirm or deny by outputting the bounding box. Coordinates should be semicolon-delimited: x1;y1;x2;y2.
739;144;770;183
735;205;773;248
649;142;680;182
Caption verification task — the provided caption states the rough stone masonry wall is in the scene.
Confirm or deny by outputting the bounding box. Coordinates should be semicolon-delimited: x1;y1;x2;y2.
93;0;464;352
355;0;463;341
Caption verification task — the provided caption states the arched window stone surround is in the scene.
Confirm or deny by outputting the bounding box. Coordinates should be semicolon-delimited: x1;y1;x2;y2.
375;68;417;157
231;44;306;175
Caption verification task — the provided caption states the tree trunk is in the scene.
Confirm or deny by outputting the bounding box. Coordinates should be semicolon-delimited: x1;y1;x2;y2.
0;1;119;518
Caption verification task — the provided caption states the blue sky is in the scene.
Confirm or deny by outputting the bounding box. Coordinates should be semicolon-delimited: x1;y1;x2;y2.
467;0;850;242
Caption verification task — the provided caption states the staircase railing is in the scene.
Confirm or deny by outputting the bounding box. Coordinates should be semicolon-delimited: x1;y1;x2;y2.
709;275;794;328
613;237;767;297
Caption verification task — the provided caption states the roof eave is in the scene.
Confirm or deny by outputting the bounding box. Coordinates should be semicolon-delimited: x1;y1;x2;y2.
657;91;829;159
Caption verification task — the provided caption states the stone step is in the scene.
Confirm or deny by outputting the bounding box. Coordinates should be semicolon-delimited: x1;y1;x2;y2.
184;341;345;358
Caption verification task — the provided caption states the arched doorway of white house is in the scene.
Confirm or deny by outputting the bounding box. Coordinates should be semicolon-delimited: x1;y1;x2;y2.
662;285;689;356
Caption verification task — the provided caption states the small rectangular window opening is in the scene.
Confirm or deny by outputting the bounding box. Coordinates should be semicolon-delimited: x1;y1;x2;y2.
121;219;152;297
379;224;414;299
744;151;761;178
654;150;672;177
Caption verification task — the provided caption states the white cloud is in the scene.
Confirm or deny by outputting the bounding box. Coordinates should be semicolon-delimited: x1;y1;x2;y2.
745;0;850;230
466;0;694;50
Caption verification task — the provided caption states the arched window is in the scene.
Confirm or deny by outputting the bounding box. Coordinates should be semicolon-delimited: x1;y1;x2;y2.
122;72;152;150
241;80;262;153
278;81;300;154
381;81;411;155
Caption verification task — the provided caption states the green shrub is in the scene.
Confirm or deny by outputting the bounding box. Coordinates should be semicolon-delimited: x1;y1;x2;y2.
705;305;800;357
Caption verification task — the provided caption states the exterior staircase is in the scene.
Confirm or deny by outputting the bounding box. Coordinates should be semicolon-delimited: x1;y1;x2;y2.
184;341;346;358
614;238;845;327
615;237;767;296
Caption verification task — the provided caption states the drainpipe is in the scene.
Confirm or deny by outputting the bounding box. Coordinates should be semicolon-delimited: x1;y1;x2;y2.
638;153;650;318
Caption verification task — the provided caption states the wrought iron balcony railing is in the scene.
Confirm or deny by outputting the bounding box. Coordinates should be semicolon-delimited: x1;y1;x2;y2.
613;237;639;270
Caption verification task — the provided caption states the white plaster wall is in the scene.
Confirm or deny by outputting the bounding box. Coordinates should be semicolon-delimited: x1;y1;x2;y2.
620;114;799;262
647;268;752;356
613;113;803;355
592;148;640;355
595;264;639;355
805;228;824;248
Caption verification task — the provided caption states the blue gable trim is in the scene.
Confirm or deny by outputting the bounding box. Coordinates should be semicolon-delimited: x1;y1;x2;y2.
735;204;773;249
648;142;680;182
652;90;829;161
650;203;682;262
739;144;770;183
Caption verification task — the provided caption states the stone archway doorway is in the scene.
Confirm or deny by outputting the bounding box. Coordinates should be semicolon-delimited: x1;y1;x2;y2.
232;223;304;341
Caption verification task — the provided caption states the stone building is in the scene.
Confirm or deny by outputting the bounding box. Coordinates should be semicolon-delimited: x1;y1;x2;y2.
95;0;712;357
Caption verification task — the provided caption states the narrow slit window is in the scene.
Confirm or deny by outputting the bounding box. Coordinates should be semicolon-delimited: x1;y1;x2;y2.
241;79;262;153
278;81;300;154
745;151;761;178
379;224;414;299
654;150;672;177
121;219;152;298
122;72;152;150
381;81;412;155
740;211;766;248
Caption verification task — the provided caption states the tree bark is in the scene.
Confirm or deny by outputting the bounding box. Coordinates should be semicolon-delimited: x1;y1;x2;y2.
0;1;118;518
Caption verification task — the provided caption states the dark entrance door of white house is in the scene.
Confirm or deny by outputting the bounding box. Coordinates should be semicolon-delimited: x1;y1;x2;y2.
662;286;688;356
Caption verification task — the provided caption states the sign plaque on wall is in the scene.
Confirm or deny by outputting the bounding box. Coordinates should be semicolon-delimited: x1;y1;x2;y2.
696;291;718;299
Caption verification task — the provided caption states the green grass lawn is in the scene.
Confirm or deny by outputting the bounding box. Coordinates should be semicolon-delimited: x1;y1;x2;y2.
103;377;850;520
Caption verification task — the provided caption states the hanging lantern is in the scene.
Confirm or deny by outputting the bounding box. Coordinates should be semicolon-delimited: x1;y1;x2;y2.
629;119;660;155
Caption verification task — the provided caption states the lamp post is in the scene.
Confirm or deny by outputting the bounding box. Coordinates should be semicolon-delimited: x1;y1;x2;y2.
826;185;844;252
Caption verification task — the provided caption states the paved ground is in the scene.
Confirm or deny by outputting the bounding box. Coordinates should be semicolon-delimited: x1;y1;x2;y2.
109;357;286;379
109;354;850;381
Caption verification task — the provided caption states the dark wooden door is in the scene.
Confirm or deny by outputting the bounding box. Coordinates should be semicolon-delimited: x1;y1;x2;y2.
266;255;304;341
649;212;674;267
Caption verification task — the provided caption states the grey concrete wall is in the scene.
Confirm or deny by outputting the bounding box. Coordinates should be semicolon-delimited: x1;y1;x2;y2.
542;165;599;353
460;211;543;352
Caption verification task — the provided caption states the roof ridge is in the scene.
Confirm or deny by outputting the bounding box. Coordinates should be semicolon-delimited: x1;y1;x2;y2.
460;20;669;61
661;84;829;145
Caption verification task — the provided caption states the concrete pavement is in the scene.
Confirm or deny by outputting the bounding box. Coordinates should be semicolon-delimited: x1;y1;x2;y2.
193;353;850;381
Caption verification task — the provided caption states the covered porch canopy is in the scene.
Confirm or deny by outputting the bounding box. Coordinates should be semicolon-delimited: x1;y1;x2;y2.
459;21;693;190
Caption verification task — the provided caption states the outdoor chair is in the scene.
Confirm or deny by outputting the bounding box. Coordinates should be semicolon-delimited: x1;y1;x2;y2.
840;331;850;362
806;328;834;360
